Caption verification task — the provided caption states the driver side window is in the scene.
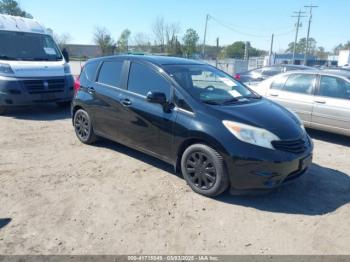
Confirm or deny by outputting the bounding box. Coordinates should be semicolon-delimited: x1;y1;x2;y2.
128;62;171;99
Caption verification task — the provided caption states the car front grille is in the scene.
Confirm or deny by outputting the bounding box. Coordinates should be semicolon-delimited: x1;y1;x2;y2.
23;79;65;94
272;138;306;154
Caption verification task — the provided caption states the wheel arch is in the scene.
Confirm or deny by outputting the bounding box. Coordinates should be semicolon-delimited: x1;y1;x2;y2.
175;133;229;174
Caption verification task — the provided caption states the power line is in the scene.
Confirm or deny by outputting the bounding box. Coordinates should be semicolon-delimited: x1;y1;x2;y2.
209;15;294;39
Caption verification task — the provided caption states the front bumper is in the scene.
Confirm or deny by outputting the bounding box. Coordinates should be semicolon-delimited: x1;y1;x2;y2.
0;75;74;106
224;135;314;193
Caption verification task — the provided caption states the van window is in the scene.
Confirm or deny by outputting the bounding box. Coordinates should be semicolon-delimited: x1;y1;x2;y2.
0;31;62;61
128;63;171;99
283;74;315;95
98;61;123;87
319;76;350;99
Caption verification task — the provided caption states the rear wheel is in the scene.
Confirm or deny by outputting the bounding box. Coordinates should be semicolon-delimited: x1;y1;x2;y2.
73;109;96;144
181;144;229;197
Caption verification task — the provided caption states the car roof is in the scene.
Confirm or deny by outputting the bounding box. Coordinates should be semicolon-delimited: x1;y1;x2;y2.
89;55;205;66
276;69;350;79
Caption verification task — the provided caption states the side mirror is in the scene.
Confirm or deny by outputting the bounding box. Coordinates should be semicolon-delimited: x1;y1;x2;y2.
62;49;70;63
146;91;167;105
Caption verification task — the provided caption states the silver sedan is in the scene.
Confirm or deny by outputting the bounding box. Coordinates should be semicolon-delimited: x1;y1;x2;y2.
251;69;350;137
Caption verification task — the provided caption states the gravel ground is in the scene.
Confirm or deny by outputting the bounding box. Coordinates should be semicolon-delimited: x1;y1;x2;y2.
0;105;349;255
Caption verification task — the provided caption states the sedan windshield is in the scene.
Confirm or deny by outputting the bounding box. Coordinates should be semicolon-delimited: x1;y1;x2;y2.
164;64;256;104
0;31;62;61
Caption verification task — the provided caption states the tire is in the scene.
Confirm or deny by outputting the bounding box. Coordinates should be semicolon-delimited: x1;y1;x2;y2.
0;106;6;115
73;109;97;144
56;101;71;107
181;144;229;197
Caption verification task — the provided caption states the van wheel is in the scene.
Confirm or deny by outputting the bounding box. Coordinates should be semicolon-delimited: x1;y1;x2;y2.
181;144;229;197
0;106;6;115
73;109;96;144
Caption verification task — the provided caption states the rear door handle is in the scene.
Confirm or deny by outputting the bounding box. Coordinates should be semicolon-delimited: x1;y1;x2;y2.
269;93;279;97
121;98;132;106
314;100;326;104
87;87;95;94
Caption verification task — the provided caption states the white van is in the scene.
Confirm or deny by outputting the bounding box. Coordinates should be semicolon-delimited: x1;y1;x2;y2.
0;14;74;114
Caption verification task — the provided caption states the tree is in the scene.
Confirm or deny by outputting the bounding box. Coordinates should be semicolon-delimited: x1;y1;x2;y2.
165;22;180;53
0;0;32;18
223;41;265;59
182;28;199;58
93;27;116;56
133;32;151;52
167;36;182;57
117;29;131;53
54;33;72;49
152;16;166;52
286;37;317;55
316;46;328;60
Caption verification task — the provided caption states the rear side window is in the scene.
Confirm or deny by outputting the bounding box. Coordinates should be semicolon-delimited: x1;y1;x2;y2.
319;76;350;99
271;74;289;90
82;61;99;81
98;61;123;87
128;63;171;99
283;74;315;95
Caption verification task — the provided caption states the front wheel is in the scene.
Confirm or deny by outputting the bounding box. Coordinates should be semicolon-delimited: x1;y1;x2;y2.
181;144;229;197
73;109;96;144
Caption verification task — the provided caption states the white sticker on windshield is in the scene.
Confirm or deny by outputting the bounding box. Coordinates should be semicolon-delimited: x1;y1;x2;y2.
44;47;56;55
219;77;237;87
228;90;241;98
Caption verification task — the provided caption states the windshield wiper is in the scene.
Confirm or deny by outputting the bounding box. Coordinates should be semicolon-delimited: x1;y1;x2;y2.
222;97;240;104
202;100;223;105
242;94;262;99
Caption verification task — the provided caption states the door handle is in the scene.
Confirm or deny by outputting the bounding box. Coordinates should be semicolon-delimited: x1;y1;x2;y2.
87;87;95;94
269;93;279;97
121;98;132;106
314;100;326;104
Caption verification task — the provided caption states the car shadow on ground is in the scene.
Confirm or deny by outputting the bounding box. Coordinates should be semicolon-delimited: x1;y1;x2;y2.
215;164;350;216
1;104;71;121
0;218;11;229
306;128;350;147
93;139;176;175
93;139;349;216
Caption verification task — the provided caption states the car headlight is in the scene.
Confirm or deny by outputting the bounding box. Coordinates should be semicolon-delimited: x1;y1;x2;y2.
222;120;280;150
63;63;71;74
0;63;15;77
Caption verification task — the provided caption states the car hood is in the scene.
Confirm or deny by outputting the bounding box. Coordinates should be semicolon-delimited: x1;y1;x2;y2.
211;98;304;140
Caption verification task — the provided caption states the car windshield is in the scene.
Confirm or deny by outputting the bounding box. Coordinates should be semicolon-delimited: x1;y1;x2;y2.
164;64;256;105
0;31;62;61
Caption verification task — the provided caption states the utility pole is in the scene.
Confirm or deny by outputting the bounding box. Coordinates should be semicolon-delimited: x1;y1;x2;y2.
269;33;274;65
244;41;249;60
303;4;318;65
216;37;219;67
291;10;306;64
202;14;210;59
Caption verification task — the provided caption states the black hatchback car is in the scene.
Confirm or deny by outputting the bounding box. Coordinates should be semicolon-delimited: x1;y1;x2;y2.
72;55;313;197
